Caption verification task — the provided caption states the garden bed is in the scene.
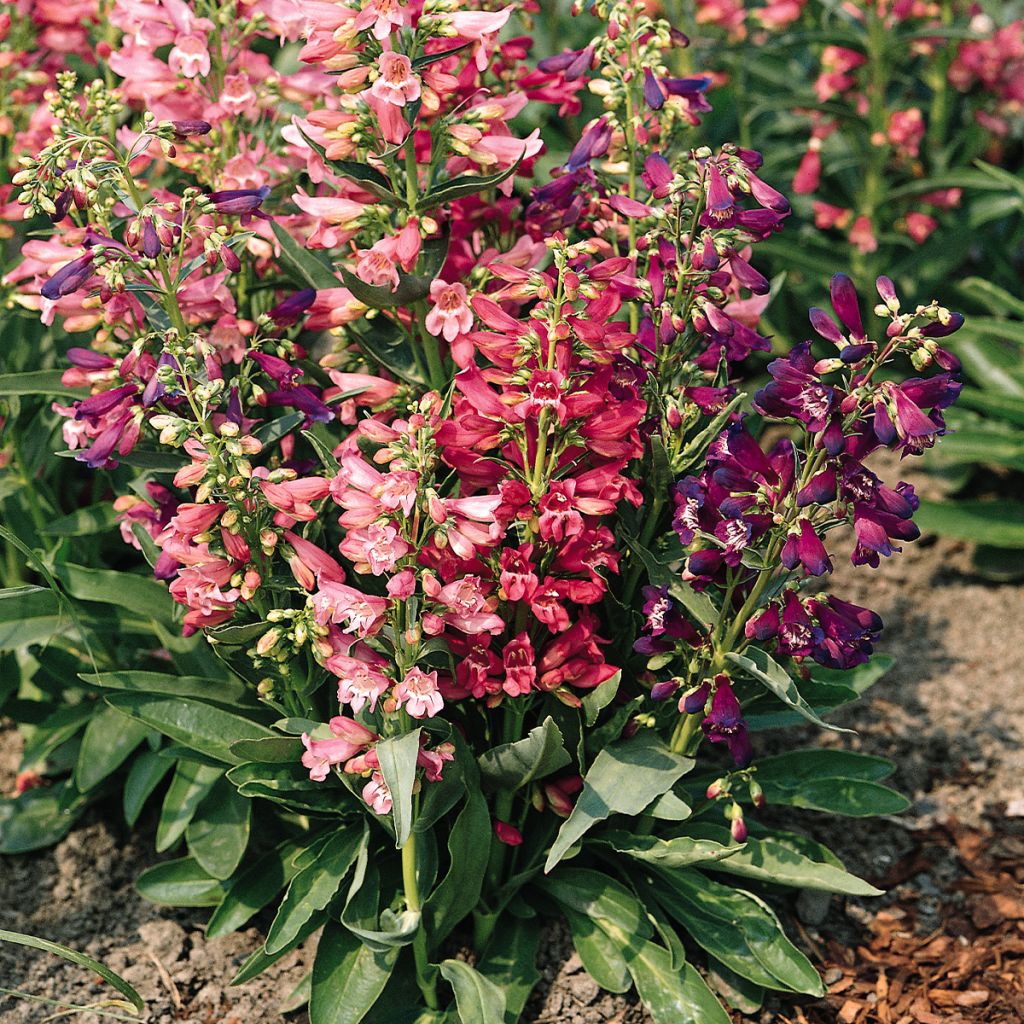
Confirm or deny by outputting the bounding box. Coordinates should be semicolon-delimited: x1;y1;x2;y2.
2;528;1022;1024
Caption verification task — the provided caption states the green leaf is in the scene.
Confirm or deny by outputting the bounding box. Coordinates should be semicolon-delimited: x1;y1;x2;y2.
0;585;63;648
105;692;277;764
123;749;173;827
228;736;304;763
424;788;490;947
0;786;81;853
440;959;506;1024
310;921;398;1024
478;917;541;1023
582;671;621;727
628;942;731;1024
0;929;144;1011
424;157;523;208
50;563;172;622
270;221;341;291
546;733;693;871
75;704;151;792
750;749;908;816
265;826;365;955
678;823;881;896
0;370;86;398
341;857;421;952
478;716;571;792
914;498;1024;548
600;829;741;869
136;856;225;907
376;728;422;848
348;316;426;386
206;839;307;938
40;503;120;537
186;777;252;879
156;761;222;852
232;912;327;985
957;276;1024;319
294;128;403;207
727;648;854;733
656;870;823;995
561;907;631;993
707;957;764;1014
255;411;305;449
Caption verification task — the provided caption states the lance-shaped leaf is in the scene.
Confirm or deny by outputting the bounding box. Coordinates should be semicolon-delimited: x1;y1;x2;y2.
546;733;693;871
440;959;506;1024
727;648;855;733
478;716;571;792
423;155;524;208
270;220;341;291
376;728;422;847
348;316;426;386
265;826;365;955
310;921;399;1024
0;929;144;1012
295;125;404;206
136;856;225;907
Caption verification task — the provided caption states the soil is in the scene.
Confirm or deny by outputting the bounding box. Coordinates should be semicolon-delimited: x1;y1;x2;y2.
3;484;1024;1023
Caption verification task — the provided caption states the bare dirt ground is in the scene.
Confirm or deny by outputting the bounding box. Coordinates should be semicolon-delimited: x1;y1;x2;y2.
2;526;1023;1024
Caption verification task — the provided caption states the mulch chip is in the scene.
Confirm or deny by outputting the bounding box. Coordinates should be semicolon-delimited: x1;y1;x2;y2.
777;821;1024;1024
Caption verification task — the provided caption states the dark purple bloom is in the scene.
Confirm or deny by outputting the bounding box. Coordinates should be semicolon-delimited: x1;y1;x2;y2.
267;288;316;327
250;350;302;387
537;45;593;80
746;171;790;215
169;119;213;138
634;585;702;655
682;680;711;714
75;383;137;421
651;679;680;702
796;467;837;507
565;118;612;172
921;313;964;339
701;678;752;767
781;518;833;577
727;251;769;295
142;220;161;259
829;273;865;340
41;252;95;300
66;348;115;370
52;188;73;222
642;154;673;198
806;596;882;669
207;185;271;216
643;68;665;109
264;384;334;424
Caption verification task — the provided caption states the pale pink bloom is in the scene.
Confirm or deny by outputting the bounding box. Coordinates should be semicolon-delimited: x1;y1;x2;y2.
325;371;400;409
435;576;504;635
418;743;454;782
169;502;226;539
305;288;366;330
219;74;260;118
362;772;392;815
369;50;421;107
292;192;365;227
168;557;239;632
355;237;401;289
331;453;419;527
312;579;389;636
353;0;409;39
283;530;346;589
386;569;416;599
338;523;411;575
449;8;512;70
301;716;377;782
395;668;444;719
260;477;331;522
425;281;474;342
848;215;878;254
905;211;938;244
168;33;210;79
208;315;248;364
328;654;392;713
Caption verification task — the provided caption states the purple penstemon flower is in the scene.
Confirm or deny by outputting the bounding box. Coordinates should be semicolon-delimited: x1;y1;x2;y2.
267;288;316;328
169;119;213;139
207;185;272;218
41;252;95;300
700;676;752;767
780;518;833;577
642;68;665;110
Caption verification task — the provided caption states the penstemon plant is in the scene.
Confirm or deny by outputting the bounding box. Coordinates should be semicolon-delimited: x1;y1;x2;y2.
0;0;967;1021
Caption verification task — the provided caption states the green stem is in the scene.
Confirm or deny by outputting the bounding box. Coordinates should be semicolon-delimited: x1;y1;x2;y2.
402;831;438;1010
